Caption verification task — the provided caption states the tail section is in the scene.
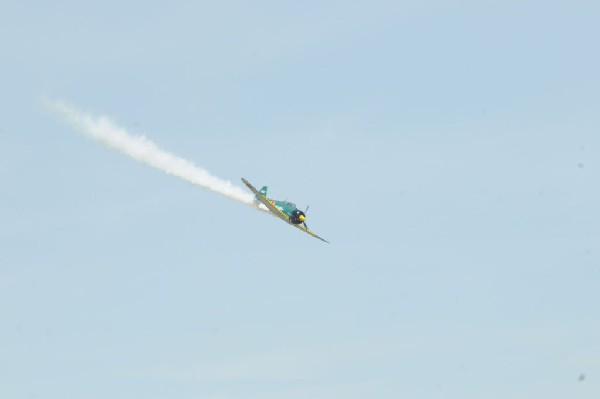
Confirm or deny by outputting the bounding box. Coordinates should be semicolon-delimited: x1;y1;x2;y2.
240;178;268;199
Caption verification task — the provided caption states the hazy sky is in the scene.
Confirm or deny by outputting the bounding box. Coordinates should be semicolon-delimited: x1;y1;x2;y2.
1;1;599;398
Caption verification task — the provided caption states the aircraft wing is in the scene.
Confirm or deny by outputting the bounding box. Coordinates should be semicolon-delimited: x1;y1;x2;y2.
241;178;330;243
241;178;290;223
291;222;330;243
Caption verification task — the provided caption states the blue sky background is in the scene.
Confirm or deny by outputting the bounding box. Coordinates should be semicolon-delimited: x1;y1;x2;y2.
1;1;599;398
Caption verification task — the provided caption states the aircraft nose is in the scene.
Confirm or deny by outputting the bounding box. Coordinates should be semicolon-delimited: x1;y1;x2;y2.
299;214;306;222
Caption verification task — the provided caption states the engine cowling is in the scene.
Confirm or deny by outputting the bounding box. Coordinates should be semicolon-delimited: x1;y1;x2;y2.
290;209;306;225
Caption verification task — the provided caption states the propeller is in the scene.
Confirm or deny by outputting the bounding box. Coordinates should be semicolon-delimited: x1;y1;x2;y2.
303;205;310;229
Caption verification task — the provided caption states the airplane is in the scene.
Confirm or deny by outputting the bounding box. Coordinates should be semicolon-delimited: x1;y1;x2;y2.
242;178;329;243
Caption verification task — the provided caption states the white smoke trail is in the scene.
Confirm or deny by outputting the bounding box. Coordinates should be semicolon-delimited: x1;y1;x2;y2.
45;99;260;207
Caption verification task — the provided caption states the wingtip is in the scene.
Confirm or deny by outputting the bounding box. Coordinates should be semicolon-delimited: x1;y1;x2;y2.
316;236;330;244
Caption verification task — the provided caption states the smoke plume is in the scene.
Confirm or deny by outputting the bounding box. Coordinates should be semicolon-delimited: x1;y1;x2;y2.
45;99;258;207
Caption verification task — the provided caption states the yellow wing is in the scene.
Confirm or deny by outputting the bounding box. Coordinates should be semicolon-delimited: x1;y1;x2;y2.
291;222;330;243
241;178;290;223
241;178;330;243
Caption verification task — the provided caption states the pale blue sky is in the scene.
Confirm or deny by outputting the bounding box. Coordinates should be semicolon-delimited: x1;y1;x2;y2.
1;1;599;398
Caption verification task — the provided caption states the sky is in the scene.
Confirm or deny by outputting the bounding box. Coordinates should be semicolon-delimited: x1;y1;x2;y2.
1;1;599;398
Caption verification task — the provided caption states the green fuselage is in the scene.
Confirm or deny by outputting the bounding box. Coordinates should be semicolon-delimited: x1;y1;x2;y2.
272;200;297;217
268;199;305;225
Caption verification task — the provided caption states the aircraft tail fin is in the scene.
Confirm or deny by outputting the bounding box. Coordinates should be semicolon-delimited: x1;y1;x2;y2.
259;186;268;197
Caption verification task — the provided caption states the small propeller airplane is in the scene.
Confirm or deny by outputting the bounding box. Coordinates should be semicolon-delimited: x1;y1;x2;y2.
242;178;329;243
